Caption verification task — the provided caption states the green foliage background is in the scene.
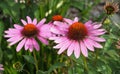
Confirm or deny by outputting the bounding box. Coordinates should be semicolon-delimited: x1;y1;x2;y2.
0;0;120;74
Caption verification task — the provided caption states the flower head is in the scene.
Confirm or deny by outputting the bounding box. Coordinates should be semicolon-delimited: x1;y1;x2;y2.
13;62;23;72
104;2;119;15
49;17;106;58
5;16;51;52
0;64;4;71
49;15;74;35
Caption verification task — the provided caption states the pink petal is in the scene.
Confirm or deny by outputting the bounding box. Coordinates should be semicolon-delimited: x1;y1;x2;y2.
29;48;33;52
37;37;48;45
27;16;32;23
0;67;3;69
74;41;80;58
39;24;52;38
92;40;103;48
21;19;27;25
73;17;79;22
53;21;69;30
83;39;94;51
28;39;34;52
8;28;20;34
98;29;106;31
54;37;67;43
50;26;62;34
53;38;68;49
39;24;51;32
5;34;18;38
64;18;73;24
80;41;88;57
37;18;46;27
49;37;60;40
58;39;72;54
33;18;37;25
39;32;52;39
93;24;102;29
87;39;103;48
7;35;22;42
89;36;106;42
9;36;23;46
90;30;106;36
5;30;21;36
53;21;65;27
85;20;92;26
32;38;40;51
14;24;23;29
57;23;69;32
67;40;75;56
16;38;26;52
25;38;30;50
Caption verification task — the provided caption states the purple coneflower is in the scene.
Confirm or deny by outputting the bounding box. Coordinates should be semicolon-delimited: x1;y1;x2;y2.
49;17;106;58
5;16;51;52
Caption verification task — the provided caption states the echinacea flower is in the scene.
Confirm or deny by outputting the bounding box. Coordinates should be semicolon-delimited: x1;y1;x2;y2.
5;16;51;52
0;64;4;71
104;2;119;15
49;17;106;58
49;15;74;35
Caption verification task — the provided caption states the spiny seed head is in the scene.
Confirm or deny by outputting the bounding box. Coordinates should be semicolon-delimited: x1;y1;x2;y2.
67;22;88;40
21;24;38;37
104;2;119;15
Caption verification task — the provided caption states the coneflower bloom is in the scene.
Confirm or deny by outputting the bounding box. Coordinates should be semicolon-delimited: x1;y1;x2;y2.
104;2;119;15
49;17;106;58
49;15;73;35
0;64;4;71
5;16;51;52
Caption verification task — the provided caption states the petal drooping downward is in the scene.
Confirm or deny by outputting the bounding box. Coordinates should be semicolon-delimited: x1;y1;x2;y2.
16;38;26;52
80;41;88;57
74;41;80;58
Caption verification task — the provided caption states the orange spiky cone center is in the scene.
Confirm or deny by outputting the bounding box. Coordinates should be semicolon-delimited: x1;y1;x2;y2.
67;22;88;40
22;24;38;37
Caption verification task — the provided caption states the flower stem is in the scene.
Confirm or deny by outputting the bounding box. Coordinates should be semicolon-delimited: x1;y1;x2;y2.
94;50;98;66
101;15;108;24
83;56;88;73
23;69;30;74
33;50;39;71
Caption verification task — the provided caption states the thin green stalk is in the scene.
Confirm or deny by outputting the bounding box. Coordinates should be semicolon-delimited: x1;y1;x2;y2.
101;15;108;24
83;56;88;73
23;69;30;74
94;50;98;66
33;50;39;71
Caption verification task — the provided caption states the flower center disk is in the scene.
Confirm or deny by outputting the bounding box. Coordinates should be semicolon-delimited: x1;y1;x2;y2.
106;6;115;14
67;22;88;40
52;15;63;21
22;24;38;37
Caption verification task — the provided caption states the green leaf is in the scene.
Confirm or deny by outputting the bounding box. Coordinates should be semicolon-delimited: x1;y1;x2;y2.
48;62;65;73
68;67;75;74
23;55;35;64
0;21;4;44
106;50;119;60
